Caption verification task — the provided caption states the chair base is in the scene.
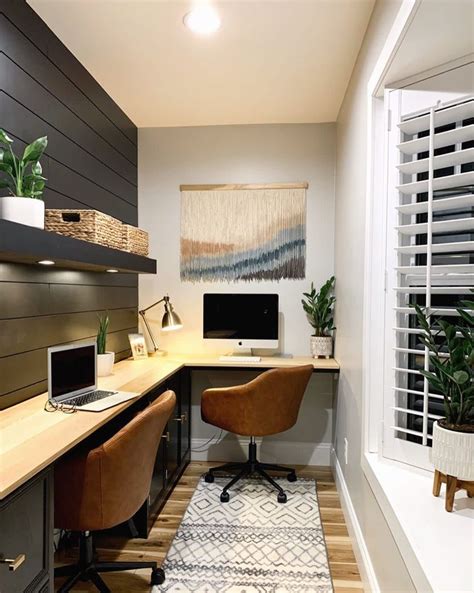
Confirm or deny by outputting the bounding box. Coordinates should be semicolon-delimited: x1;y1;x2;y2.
55;531;165;593
204;439;297;503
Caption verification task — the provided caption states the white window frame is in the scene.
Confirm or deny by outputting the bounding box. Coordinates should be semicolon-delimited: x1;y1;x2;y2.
381;88;473;469
363;57;471;469
360;1;474;468
361;1;420;460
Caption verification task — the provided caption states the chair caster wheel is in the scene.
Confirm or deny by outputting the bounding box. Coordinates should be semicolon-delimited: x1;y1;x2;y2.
151;567;165;585
204;473;214;483
277;492;287;503
220;491;230;502
287;472;297;482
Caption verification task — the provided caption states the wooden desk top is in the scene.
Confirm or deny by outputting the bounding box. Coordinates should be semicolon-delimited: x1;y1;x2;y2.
0;354;339;499
168;353;340;371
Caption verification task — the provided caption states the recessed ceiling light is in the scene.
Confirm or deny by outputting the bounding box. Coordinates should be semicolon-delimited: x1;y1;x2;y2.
38;260;55;266
183;6;221;35
106;268;119;273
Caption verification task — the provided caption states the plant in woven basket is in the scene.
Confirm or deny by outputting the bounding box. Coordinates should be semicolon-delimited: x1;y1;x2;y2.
413;295;474;432
96;314;110;355
302;276;336;337
0;129;48;199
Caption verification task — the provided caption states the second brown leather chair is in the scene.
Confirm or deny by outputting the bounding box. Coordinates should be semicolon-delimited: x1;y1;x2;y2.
54;390;176;593
201;365;313;503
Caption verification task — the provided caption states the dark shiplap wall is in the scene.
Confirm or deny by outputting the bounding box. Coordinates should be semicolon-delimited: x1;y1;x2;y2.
0;1;139;409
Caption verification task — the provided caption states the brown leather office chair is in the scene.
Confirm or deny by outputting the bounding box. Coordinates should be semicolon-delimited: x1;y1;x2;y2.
54;390;176;593
201;365;313;503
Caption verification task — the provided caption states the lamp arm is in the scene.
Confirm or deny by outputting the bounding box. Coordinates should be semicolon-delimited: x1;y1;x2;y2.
139;310;160;352
139;296;167;315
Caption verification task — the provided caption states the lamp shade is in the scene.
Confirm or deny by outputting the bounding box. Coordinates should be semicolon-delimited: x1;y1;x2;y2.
162;301;183;331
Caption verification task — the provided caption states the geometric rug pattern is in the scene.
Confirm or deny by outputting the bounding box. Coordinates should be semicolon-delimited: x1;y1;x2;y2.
156;476;333;592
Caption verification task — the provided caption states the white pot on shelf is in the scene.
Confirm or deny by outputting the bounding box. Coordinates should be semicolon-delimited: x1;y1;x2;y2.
97;352;115;377
431;421;474;480
0;196;45;229
310;336;333;359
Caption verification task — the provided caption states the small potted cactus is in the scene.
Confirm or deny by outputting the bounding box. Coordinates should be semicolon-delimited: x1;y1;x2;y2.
302;276;336;358
96;314;115;377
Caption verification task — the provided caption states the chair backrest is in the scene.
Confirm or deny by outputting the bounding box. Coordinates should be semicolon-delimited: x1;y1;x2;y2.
55;390;176;531
201;365;313;437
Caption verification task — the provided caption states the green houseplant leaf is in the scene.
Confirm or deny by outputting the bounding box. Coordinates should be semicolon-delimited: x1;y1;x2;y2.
0;129;13;145
412;297;473;429
0;129;47;199
301;276;336;337
96;314;110;355
22;136;48;164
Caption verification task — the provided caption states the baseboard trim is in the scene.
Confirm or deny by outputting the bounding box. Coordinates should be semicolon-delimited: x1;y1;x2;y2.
331;449;380;593
190;437;332;466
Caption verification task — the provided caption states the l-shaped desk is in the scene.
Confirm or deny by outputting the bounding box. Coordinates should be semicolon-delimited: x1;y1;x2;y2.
0;354;339;593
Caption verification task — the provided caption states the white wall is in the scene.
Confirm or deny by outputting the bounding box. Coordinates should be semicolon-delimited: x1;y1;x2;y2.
139;123;336;464
334;0;417;591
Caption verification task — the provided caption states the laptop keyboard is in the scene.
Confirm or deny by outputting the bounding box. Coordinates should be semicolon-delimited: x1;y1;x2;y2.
69;390;117;407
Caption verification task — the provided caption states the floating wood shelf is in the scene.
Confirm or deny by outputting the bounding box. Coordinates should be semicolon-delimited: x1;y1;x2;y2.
0;220;156;274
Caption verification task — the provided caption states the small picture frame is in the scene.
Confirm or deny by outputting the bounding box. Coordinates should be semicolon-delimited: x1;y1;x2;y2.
128;333;148;360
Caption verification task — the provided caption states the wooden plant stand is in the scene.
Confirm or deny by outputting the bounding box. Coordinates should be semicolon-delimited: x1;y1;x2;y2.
433;469;474;512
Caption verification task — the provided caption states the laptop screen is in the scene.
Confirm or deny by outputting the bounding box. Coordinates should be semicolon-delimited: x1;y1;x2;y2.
50;344;95;399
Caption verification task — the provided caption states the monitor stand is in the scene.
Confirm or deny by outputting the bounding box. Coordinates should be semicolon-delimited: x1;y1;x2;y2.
219;348;261;363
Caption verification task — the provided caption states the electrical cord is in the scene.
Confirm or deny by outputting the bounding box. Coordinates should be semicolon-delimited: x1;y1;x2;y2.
191;429;224;452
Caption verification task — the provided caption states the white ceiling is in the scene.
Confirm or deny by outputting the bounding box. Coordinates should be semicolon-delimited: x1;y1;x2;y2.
28;0;375;127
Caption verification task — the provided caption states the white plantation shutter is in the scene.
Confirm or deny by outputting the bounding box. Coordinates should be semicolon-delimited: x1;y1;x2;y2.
384;94;474;468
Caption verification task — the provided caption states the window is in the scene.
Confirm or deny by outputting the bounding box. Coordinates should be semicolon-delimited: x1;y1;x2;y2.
383;91;474;469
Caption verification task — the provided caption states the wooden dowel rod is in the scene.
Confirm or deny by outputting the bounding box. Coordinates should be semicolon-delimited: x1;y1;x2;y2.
179;182;309;192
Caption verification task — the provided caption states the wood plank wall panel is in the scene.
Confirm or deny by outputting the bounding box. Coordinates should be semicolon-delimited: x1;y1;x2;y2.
0;2;139;409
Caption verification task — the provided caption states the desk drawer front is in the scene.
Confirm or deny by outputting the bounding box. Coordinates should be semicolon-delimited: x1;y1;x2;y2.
0;470;52;593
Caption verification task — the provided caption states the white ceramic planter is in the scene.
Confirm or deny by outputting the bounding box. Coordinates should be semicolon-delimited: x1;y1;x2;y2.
310;336;333;358
431;421;474;480
97;352;115;377
0;196;45;229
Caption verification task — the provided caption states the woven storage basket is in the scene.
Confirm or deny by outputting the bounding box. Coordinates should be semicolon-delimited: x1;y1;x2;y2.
45;209;123;250
122;224;149;256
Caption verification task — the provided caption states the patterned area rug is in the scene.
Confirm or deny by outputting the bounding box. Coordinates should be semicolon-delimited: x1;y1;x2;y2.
154;476;333;593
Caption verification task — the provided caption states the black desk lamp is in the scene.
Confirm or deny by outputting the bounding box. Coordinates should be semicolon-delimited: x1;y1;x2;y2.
139;295;183;353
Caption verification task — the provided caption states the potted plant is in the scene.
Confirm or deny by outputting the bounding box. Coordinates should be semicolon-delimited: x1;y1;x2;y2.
302;276;336;358
413;296;473;510
0;129;48;228
96;314;115;377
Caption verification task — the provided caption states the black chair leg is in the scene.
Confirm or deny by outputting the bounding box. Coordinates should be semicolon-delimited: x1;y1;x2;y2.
55;531;164;591
87;568;111;593
57;569;83;593
260;462;294;474
207;462;245;474
96;560;157;573
257;468;288;503
220;466;250;501
204;439;295;502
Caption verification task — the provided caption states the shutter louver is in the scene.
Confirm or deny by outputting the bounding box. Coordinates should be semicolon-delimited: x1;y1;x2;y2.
392;95;474;449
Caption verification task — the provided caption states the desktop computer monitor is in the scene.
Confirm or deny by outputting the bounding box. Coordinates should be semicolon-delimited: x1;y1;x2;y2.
203;293;279;352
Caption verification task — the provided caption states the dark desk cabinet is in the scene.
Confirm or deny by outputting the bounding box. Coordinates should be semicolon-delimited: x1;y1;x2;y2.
135;367;192;536
0;469;53;593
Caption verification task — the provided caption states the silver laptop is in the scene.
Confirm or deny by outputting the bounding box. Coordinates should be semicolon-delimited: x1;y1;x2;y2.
48;342;138;412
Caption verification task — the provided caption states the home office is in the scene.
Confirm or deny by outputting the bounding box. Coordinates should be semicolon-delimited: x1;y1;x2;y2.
1;2;473;593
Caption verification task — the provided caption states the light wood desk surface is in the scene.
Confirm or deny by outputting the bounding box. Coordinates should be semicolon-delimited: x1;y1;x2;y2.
0;354;339;499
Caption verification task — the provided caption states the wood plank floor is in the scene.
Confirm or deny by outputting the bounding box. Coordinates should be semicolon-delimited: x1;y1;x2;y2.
55;462;363;592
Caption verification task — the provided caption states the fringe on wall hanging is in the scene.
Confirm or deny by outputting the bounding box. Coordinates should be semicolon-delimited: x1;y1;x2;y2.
180;183;307;282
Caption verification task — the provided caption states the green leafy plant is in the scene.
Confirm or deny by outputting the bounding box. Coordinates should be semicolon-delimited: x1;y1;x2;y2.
413;294;474;431
302;276;336;337
0;129;47;199
96;314;110;355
